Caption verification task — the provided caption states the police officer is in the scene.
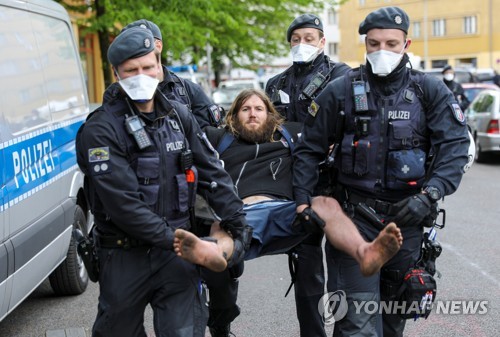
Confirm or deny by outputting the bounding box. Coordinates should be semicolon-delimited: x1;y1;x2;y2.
103;19;222;128
442;65;470;110
76;27;251;337
293;6;470;337
265;14;350;337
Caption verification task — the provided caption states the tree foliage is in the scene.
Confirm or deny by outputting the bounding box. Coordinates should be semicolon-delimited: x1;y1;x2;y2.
58;0;347;86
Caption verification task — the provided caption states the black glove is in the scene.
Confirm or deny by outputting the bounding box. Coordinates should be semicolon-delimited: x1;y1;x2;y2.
220;217;253;266
422;202;440;228
392;193;433;228
297;207;325;235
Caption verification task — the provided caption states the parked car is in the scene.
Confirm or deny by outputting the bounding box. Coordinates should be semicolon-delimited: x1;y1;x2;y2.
212;87;241;114
472;68;497;84
218;79;262;90
462;83;500;105
423;68;477;84
465;87;500;162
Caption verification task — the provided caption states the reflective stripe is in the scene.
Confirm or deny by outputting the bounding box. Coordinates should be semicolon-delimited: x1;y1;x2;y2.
0;117;85;213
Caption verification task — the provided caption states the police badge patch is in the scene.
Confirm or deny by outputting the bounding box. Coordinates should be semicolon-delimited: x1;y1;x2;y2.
89;147;109;162
88;147;111;176
451;103;466;125
308;100;320;117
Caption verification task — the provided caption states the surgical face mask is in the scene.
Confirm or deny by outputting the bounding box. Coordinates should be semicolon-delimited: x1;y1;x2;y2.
118;74;159;102
291;43;320;64
366;43;406;76
443;73;454;81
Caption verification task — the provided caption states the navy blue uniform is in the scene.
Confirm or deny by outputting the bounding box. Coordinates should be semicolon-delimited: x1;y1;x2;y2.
265;54;350;337
293;55;469;337
266;54;350;123
76;94;245;337
103;65;221;129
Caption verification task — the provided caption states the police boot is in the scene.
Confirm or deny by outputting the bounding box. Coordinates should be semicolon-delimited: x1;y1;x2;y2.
209;324;235;337
292;240;327;337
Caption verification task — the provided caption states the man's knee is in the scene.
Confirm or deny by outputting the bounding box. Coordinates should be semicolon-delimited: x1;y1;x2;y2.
312;196;343;219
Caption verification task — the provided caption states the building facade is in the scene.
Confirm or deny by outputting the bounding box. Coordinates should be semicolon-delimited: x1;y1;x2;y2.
338;0;500;73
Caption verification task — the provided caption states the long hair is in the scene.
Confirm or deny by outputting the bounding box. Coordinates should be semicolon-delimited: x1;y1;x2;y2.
225;88;284;141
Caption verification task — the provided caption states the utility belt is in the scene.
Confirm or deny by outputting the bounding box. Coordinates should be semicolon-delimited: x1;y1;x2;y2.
94;231;148;249
93;215;149;249
344;189;399;216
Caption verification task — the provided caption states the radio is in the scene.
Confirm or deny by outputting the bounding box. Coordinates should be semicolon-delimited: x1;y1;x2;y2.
125;115;152;149
302;72;327;99
352;80;369;112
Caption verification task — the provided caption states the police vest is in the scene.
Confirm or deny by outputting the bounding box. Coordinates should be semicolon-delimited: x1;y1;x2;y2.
159;70;192;107
270;55;336;123
105;98;197;230
337;68;431;194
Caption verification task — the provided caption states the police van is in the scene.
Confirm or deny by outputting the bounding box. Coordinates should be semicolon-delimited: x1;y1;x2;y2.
0;0;91;321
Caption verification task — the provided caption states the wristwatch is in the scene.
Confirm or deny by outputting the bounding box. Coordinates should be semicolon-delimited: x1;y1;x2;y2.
424;186;441;202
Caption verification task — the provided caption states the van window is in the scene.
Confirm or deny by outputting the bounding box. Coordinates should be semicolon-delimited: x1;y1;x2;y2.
0;7;85;135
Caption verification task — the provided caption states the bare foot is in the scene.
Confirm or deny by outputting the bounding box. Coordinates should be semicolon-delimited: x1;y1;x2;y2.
358;223;403;276
174;229;227;272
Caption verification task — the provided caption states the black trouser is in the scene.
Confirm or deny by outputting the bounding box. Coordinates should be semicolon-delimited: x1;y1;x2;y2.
292;235;328;337
202;263;244;329
325;215;423;337
92;246;207;337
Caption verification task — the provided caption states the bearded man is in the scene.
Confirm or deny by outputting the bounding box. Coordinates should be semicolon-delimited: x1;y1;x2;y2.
173;88;403;336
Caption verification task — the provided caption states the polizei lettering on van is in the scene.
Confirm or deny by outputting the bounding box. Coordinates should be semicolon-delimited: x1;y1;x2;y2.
12;139;55;188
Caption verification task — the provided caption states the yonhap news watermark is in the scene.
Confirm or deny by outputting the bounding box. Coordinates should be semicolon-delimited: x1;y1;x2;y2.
319;291;489;325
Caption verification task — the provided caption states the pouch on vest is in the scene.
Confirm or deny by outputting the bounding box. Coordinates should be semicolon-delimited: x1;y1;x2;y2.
353;139;370;176
397;267;437;320
388;119;414;150
135;156;160;207
340;134;355;175
386;149;426;190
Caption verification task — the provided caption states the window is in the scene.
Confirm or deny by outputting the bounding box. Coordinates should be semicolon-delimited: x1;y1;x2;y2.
473;93;494;113
463;16;477;34
328;42;338;56
432;19;446;36
358;0;366;5
327;9;338;25
413;21;421;38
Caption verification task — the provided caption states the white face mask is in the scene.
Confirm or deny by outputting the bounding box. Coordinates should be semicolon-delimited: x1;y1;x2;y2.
118;74;159;102
443;73;454;81
291;43;320;63
366;44;406;76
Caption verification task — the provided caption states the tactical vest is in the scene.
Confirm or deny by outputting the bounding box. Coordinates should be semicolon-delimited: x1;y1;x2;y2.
105;99;197;230
337;68;430;194
160;70;192;107
270;55;336;123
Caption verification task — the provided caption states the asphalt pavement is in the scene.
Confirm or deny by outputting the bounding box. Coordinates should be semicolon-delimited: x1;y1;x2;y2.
1;157;499;337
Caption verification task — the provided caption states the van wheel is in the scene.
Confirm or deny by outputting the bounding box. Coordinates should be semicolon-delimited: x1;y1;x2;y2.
49;205;89;295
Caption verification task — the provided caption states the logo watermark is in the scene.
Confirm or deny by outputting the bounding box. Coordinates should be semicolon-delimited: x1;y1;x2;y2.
319;292;489;325
318;291;349;325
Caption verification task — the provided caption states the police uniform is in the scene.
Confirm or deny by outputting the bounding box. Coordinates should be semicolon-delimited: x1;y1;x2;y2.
264;14;350;337
292;7;470;337
102;19;222;129
77;27;248;337
442;65;470;111
265;15;350;123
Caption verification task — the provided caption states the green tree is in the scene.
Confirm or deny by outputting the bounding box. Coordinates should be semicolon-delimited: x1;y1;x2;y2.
58;0;346;87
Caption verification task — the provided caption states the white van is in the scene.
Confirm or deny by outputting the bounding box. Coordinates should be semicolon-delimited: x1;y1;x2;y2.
0;0;91;321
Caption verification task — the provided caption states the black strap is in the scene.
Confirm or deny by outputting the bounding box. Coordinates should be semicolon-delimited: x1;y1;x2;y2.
284;250;298;297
